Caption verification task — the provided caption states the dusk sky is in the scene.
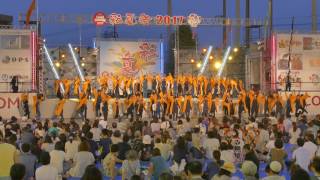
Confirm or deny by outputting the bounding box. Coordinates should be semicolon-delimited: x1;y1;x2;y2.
1;0;318;48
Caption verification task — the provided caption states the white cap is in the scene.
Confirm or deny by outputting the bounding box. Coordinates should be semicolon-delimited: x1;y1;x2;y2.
270;161;282;173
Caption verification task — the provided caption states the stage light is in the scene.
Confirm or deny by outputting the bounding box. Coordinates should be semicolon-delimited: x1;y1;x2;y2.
217;46;231;77
68;43;85;82
81;62;85;67
190;59;195;63
197;62;202;68
214;61;222;69
202;48;207;53
160;41;164;74
74;47;78;51
209;55;214;60
228;56;233;60
233;47;239;53
55;62;61;68
199;46;213;75
43;44;65;94
61;54;65;58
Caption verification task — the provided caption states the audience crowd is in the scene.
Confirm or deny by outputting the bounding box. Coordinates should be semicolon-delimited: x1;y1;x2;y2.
0;112;320;180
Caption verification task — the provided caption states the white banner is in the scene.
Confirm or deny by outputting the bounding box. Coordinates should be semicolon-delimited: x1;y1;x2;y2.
98;40;162;77
0;49;32;82
0;93;35;119
305;92;320;115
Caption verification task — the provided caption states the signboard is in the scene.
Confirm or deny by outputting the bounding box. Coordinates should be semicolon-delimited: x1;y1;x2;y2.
92;12;200;27
0;93;35;119
98;40;162;77
0;29;35;92
273;33;320;91
92;12;107;26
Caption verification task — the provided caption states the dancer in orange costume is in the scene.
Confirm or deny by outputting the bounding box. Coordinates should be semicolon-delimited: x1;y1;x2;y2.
55;98;66;120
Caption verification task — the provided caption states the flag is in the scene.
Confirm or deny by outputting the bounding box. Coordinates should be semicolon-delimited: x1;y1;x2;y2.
26;0;36;27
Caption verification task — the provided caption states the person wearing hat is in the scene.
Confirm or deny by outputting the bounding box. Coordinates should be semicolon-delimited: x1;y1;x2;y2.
241;161;258;180
262;161;285;180
212;162;236;180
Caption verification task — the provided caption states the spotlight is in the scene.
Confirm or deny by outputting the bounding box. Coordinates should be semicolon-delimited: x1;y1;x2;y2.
228;56;233;60
81;62;85;67
190;59;195;63
61;54;65;58
55;62;61;68
209;55;214;60
81;57;85;60
233;47;239;53
197;62;202;68
214;62;221;69
202;48;207;53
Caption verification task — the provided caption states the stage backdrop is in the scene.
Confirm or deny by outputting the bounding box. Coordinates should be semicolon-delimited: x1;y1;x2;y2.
274;33;320;91
97;40;163;77
273;33;320;115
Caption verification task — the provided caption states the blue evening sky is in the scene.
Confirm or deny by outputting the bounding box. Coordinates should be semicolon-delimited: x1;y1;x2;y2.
0;0;318;48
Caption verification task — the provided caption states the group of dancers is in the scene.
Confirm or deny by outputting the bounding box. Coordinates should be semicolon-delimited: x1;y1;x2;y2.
20;74;310;121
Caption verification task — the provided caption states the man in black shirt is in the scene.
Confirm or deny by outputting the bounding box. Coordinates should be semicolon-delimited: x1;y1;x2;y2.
117;134;131;160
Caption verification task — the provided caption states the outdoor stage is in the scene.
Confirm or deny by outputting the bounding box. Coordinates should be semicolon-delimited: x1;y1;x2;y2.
0;92;319;120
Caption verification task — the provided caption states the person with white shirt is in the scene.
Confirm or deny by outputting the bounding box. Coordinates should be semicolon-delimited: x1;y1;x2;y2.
35;152;59;180
154;137;172;161
98;118;108;130
220;142;235;164
65;135;80;161
303;133;318;160
41;135;55;153
202;131;220;159
265;138;275;152
283;116;292;133
68;141;95;177
160;119;171;131
49;141;66;174
289;122;301;145
292;138;311;171
34;122;45;138
90;120;102;142
150;118;161;133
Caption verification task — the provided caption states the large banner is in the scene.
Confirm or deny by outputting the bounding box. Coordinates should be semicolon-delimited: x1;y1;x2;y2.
0;93;35;119
0;29;34;92
0;49;32;82
274;33;320;91
98;40;162;77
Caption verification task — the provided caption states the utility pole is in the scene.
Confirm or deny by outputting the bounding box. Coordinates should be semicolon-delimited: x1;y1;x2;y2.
235;0;240;47
312;0;317;32
245;0;250;48
222;0;227;49
268;0;273;33
167;0;173;75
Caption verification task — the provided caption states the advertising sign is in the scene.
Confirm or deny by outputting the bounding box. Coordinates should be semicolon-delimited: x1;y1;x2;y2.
98;40;162;77
92;12;108;26
0;93;35;119
0;29;34;92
